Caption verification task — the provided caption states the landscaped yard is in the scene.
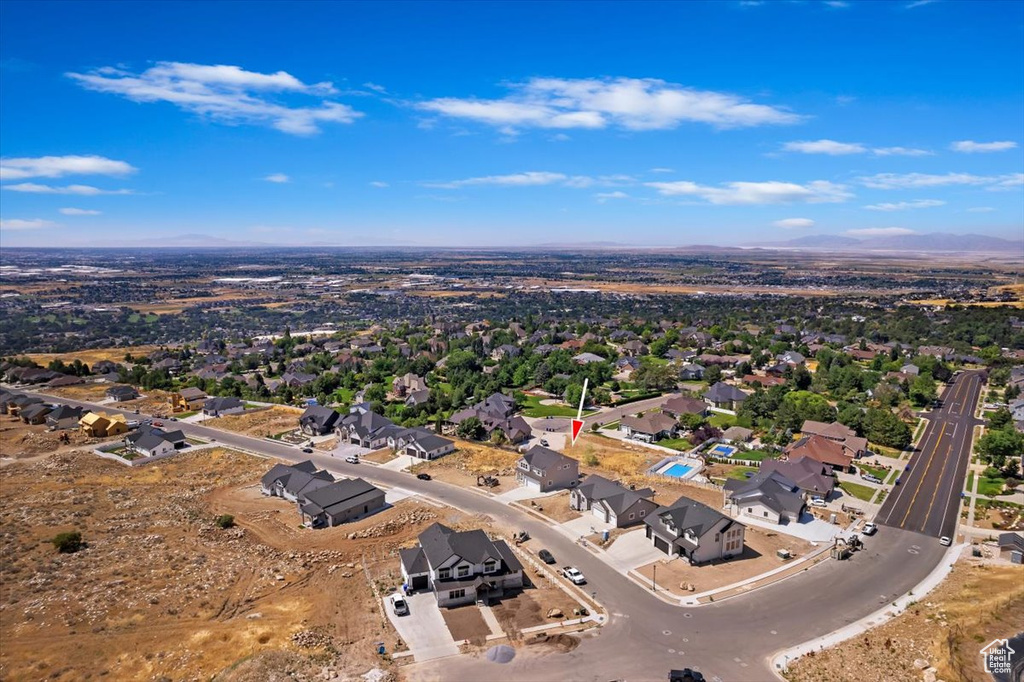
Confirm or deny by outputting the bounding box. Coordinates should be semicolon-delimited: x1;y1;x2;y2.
177;410;198;419
521;395;588;418
706;464;758;483
976;474;1007;497
856;462;891;480
708;412;737;428
658;437;693;452
870;443;905;458
735;450;778;462
839;480;876;502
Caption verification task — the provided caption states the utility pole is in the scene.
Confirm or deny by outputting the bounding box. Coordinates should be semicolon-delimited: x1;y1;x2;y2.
652;563;657;592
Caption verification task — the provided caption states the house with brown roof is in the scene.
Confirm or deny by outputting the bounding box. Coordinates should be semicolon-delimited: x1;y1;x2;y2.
800;420;868;457
662;395;708;419
784;435;854;473
620;412;677;443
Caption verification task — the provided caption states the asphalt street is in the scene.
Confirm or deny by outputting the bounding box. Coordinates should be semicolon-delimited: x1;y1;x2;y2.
21;390;956;681
875;371;983;539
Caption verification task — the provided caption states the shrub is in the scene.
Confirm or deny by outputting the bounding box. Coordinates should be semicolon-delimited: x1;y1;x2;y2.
215;514;235;529
52;531;83;554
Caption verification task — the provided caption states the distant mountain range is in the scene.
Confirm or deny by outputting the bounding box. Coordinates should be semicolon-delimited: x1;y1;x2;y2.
752;232;1024;253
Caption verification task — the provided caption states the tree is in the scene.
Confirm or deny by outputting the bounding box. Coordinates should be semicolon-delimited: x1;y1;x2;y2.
634;363;678;391
52;531;83;554
988;408;1013;431
456;417;483;440
677;412;706;431
976;429;1024;464
791;365;812;391
776;391;835;431
703;365;723;385
564;383;585;408
215;514;235;529
909;375;937;407
863;407;912;450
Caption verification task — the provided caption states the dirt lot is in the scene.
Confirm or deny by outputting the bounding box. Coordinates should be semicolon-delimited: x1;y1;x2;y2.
787;560;1024;682
363;448;398;464
408;440;521;492
441;606;490;645
0;417;105;462
490;564;584;638
523;491;581;523
634;525;816;595
0;447;429;682
46;383;112;401
567;433;662;479
205;406;304;439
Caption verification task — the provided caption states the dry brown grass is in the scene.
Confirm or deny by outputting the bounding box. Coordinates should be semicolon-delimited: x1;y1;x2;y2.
788;561;1024;682
24;345;163;366
206;406;303;438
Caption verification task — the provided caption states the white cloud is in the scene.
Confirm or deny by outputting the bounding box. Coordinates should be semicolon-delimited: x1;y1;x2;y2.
649;167;675;174
858;172;1022;189
369;181;389;188
425;171;570;189
905;0;937;8
0;155;136;181
950;140;1018;153
966;206;996;213
783;139;866;155
871;146;932;156
595;191;629;203
418;77;801;133
2;183;134;195
67;61;361;135
773;218;816;229
863;199;946;211
59;207;102;215
783;140;932;156
646;179;852;205
846;227;917;237
0;218;57;230
264;173;290;183
823;1;850;7
362;82;387;94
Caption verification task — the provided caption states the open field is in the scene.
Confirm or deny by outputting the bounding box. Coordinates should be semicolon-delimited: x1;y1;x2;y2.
523;491;581;523
205;406;304;439
787;560;1024;682
408;440;521;491
0;416;105;462
0;447;404;681
23;345;164;366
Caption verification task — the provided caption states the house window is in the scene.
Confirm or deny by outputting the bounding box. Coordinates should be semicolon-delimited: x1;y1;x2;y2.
448;589;465;600
483;560;497;573
763;511;768;518
715;533;720;542
457;565;470;578
438;568;451;580
640;509;646;517
629;513;635;520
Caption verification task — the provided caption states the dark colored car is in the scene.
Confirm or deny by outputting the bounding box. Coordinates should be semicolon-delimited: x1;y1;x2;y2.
417;473;432;480
538;549;555;564
301;447;313;454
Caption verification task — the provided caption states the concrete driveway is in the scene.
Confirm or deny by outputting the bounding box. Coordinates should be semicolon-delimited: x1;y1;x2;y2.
327;442;370;459
604;527;666;571
562;513;614;539
385;591;459;662
736;511;842;543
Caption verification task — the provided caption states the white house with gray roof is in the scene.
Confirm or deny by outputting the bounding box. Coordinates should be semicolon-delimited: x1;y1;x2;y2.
399;523;524;607
515;445;579;492
645;496;745;563
403;433;456;460
261;460;335;501
571;474;658;528
723;470;806;524
298;478;385;528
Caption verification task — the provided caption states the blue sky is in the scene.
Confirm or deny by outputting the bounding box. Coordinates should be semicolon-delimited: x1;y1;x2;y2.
1;0;1022;247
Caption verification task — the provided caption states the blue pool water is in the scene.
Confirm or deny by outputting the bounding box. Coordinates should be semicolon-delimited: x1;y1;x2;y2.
710;444;737;457
663;463;693;478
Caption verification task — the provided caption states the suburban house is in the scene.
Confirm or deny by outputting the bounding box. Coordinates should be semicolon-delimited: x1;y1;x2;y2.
403;433;456;460
491;344;521;361
339;409;400;449
620;412;678;442
721;426;754;443
281;371;317;388
298;478;386;528
399;522;524;608
46;404;86;430
784;435;855;473
404;388;431;407
299;405;341;436
79;411;129;437
261;460;335;501
106;385;139;402
123;426;187;459
723;470;807;524
202;396;245;417
799;420;868;458
760;456;836;499
662;395;708;419
998;533;1024;563
678;363;705;381
169;387;208;412
392;373;427;397
445;392;532;444
703;382;749;410
645;496;746;563
743;374;786;388
570;475;658;528
19;403;53;425
573;352;606;365
515;445;580;492
4;393;41;416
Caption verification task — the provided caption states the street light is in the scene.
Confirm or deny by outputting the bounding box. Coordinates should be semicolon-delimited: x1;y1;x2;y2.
652;563;657;592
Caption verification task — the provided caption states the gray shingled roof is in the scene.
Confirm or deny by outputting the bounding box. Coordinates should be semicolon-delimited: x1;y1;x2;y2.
724;471;806;516
418;523;500;568
522;445;574;471
647;496;734;540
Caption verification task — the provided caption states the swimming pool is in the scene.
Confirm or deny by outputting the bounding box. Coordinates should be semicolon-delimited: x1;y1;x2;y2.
662;463;693;478
709;444;738;457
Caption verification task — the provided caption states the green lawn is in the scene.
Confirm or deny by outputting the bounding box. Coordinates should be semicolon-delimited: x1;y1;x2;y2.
521;395;587;418
723;466;758;481
659;438;693;452
708;412;737;428
977;475;1007;497
177;410;198;419
966;471;975;492
839;480;877;502
857;463;890;480
869;443;904;458
737;450;778;462
599;420;620;430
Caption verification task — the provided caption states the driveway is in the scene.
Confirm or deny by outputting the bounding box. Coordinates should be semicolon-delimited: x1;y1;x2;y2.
736;511;842;544
562;513;614;539
494;485;560;503
385;591;459;662
603;527;666;571
327;442;370;459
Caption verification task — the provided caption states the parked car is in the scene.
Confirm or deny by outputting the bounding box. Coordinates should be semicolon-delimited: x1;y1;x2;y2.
809;497;827;508
862;522;878;535
345;455;359;464
152;421;163;427
861;474;882;484
417;473;431;481
560;566;586;585
302;447;314;454
540;439;550;447
538;549;555;564
388;593;408;616
169;417;178;421
939;536;952;546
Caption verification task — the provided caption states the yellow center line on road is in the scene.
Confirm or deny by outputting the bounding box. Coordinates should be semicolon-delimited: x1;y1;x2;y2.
900;421;947;528
919;422;958;533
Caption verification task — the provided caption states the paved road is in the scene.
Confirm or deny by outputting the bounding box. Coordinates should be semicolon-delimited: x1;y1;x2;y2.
583;394;672;428
19;389;958;681
875;371;983;539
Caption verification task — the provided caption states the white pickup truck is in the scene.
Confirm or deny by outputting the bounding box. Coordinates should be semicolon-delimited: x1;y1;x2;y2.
560;566;586;585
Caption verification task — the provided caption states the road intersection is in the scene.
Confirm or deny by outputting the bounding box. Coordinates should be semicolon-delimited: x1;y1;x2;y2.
18;388;972;681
